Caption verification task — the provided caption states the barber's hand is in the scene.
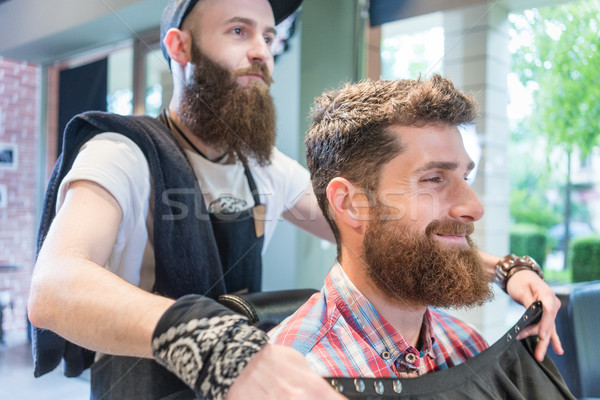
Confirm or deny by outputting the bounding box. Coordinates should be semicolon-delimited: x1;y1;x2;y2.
226;344;346;400
506;270;563;361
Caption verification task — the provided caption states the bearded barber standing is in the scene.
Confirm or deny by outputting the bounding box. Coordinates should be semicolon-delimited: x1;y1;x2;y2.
29;0;342;399
28;0;561;399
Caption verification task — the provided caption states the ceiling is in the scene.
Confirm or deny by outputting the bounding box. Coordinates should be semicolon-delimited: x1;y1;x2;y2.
0;0;575;65
0;0;165;64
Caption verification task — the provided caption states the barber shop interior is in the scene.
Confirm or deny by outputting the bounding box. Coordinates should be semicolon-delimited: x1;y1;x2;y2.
0;0;599;398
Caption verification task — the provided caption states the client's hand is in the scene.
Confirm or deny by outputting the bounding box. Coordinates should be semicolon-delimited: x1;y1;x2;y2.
507;270;563;361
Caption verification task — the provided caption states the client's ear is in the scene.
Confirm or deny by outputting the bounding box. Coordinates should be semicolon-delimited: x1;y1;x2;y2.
326;178;369;229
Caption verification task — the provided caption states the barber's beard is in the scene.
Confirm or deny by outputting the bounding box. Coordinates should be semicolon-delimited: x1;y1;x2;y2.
178;45;276;166
363;208;493;309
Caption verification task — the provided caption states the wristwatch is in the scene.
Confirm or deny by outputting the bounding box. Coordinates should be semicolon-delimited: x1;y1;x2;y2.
494;254;544;293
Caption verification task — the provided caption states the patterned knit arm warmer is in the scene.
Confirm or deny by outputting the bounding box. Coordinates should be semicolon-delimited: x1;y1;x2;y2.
152;295;268;400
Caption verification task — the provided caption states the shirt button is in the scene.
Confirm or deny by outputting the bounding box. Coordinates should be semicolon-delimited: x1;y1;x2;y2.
404;353;416;363
381;351;391;360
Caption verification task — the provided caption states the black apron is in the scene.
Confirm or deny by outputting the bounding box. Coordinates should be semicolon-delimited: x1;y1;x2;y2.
323;301;575;400
91;146;265;400
211;164;265;294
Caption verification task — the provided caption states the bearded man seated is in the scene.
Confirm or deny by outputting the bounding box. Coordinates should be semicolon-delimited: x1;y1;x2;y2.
271;75;506;377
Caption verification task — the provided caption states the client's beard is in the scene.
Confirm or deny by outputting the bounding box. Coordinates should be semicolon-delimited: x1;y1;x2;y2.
178;45;276;166
363;208;492;309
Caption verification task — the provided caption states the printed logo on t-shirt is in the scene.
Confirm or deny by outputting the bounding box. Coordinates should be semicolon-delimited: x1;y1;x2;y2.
208;195;249;214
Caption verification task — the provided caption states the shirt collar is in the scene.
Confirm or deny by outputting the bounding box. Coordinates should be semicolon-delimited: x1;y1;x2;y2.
326;263;436;367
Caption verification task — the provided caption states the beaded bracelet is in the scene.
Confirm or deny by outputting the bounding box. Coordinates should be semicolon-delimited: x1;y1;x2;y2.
494;254;544;293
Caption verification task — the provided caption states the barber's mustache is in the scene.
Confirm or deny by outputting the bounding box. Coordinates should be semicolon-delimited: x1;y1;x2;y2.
232;62;273;85
425;220;475;237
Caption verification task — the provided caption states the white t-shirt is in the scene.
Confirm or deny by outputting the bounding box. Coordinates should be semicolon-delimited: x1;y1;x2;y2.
56;132;310;291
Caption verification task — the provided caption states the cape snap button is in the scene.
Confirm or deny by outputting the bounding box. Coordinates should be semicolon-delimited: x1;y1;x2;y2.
354;379;365;393
374;380;385;394
330;379;343;393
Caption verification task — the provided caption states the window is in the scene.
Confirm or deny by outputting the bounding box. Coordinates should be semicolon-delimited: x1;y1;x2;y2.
144;48;172;117
380;12;444;80
107;47;134;115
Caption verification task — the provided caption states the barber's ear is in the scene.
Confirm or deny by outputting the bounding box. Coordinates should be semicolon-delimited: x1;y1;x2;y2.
163;28;192;67
326;178;368;229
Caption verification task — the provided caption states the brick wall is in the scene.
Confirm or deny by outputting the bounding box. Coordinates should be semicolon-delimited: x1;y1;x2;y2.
0;56;40;333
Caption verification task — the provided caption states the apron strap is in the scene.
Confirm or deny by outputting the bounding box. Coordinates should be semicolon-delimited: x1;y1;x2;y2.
243;163;262;206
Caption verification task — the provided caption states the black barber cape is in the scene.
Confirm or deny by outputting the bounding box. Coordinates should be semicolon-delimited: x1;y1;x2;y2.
32;111;227;378
325;302;575;399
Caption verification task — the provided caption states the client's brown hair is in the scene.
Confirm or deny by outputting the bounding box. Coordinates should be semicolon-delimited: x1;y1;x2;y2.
305;74;477;252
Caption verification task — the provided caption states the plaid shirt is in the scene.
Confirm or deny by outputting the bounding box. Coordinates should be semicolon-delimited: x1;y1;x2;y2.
269;263;488;378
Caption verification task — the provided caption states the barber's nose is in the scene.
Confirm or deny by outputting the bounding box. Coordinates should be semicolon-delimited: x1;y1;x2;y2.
247;36;272;65
448;182;484;223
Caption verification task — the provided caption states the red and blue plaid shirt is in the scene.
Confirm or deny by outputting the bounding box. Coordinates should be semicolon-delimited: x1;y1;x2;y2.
269;263;488;378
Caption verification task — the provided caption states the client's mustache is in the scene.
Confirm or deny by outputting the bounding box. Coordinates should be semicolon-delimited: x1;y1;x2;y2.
425;220;475;237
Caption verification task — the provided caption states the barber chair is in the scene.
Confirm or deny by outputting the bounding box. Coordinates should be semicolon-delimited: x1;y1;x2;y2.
218;288;318;327
548;280;600;400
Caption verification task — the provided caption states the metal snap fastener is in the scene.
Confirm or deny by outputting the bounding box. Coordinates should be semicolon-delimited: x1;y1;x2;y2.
354;379;365;393
374;380;385;394
381;351;391;360
507;333;512;341
523;315;528;321
515;325;520;333
330;379;343;393
393;380;403;393
404;353;416;363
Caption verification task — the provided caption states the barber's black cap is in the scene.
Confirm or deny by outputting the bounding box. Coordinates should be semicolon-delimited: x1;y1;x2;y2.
160;0;303;64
